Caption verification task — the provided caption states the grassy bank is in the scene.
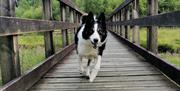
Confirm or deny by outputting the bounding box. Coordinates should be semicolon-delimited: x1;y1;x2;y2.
139;27;180;67
18;31;65;72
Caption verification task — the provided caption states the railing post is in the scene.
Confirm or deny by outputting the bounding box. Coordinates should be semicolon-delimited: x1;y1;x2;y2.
119;11;122;36
0;0;21;84
121;9;125;37
125;6;130;39
70;9;75;42
112;16;115;32
42;0;54;58
73;11;77;35
60;2;69;47
115;14;118;33
132;0;140;44
147;0;158;54
117;12;121;35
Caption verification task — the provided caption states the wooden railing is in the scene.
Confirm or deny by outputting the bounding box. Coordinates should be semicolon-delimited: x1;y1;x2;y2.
0;0;83;90
107;0;180;85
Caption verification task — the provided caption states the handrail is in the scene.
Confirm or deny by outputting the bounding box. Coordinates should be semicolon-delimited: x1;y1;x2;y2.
60;0;85;15
107;0;180;85
0;16;78;36
108;0;134;20
108;11;180;26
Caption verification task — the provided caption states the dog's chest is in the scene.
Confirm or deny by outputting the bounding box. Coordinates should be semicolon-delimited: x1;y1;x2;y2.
77;41;98;58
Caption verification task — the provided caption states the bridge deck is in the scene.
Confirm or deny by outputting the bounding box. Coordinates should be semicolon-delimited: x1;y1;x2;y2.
29;33;179;91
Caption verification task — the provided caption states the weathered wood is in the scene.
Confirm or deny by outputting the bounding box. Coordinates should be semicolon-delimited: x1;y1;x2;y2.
121;9;125;38
110;31;180;85
132;0;140;44
0;16;78;36
107;11;180;26
0;0;21;84
1;44;75;91
42;0;55;58
147;0;158;54
109;0;134;19
60;0;84;15
60;3;69;47
125;6;130;39
29;33;179;91
70;9;75;41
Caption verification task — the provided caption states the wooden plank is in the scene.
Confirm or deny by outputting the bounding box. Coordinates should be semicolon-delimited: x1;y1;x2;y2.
41;75;167;83
0;16;78;36
42;0;55;58
0;44;75;91
31;81;175;89
30;87;179;91
107;11;180;26
110;31;180;85
0;0;21;84
44;71;161;78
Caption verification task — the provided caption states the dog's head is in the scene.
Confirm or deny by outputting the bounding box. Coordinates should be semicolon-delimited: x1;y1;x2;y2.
82;12;107;48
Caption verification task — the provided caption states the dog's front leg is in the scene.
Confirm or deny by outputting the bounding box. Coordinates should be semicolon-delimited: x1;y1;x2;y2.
78;57;84;74
89;55;102;82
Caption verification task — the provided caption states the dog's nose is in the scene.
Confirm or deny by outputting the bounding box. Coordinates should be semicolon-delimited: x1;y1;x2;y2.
93;39;98;44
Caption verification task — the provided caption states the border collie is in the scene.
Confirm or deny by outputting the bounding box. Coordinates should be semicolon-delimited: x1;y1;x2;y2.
75;12;107;82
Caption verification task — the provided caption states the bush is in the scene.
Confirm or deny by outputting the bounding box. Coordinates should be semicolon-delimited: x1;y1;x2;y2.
158;44;174;53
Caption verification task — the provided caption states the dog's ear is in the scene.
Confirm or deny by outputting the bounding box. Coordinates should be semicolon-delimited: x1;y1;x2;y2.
98;12;106;24
81;15;87;24
86;12;94;24
98;12;106;29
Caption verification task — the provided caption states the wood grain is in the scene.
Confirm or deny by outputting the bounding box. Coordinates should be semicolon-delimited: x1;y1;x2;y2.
28;33;179;91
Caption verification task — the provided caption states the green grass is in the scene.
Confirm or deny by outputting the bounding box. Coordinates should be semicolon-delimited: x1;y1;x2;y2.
160;53;180;67
140;27;180;52
19;47;45;72
139;27;180;67
18;32;64;72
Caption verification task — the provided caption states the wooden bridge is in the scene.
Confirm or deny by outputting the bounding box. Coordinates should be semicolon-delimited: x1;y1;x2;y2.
0;0;179;91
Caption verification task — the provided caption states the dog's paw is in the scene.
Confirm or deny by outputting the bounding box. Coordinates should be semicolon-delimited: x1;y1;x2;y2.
89;69;99;82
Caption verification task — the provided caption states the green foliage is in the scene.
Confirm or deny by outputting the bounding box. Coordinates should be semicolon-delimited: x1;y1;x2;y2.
16;0;43;19
15;0;180;19
74;0;123;15
160;53;180;67
52;0;60;20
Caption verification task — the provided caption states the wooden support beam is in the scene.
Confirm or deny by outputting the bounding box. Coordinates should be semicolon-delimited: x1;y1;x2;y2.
60;3;68;47
70;9;75;41
132;0;140;44
125;6;130;39
42;0;55;58
147;0;158;54
121;9;125;38
0;0;21;84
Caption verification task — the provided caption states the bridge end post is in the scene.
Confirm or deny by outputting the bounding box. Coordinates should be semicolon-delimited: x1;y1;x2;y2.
0;0;21;84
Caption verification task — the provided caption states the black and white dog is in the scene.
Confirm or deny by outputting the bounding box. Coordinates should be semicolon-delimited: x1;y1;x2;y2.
75;12;107;82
